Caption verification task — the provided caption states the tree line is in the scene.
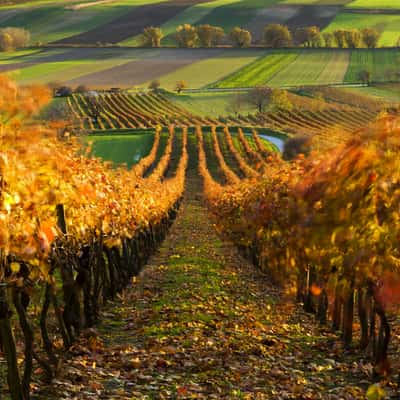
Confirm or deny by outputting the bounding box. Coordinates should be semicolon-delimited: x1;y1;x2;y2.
141;24;390;49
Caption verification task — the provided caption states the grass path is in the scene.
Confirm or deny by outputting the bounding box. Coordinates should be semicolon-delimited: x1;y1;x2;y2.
34;137;371;399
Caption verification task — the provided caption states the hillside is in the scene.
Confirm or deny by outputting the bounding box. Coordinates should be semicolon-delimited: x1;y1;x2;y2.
0;0;398;46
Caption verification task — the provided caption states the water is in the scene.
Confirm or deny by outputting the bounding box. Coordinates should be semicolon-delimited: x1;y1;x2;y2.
258;134;285;152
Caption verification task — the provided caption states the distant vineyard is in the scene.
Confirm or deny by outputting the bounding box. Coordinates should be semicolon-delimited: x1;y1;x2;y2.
68;92;379;150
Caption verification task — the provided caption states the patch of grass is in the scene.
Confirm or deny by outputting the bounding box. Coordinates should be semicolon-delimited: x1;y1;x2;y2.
85;133;155;168
167;91;254;118
213;50;298;88
268;50;344;87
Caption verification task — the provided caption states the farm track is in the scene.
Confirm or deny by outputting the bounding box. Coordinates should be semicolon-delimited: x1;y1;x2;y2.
34;130;374;400
55;0;212;45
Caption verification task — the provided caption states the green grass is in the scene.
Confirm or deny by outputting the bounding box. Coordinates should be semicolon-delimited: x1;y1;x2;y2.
347;0;400;9
86;132;155;168
341;84;400;103
267;50;348;87
324;13;400;47
213;50;298;88
154;49;266;90
344;49;400;82
168;91;254;117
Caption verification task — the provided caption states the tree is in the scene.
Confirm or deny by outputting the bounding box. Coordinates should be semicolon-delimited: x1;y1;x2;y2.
141;26;163;47
229;27;252;48
176;24;198;48
269;88;293;112
0;31;13;52
359;70;371;85
175;80;187;93
196;24;224;47
282;135;311;160
361;28;380;48
148;79;161;91
0;27;30;51
75;85;88;93
294;26;321;47
344;29;362;48
333;29;346;48
322;32;335;47
247;86;271;113
264;24;292;48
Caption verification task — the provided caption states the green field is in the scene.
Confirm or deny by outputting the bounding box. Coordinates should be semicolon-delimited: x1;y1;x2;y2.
214;50;352;88
87;132;155;168
213;51;299;88
347;0;400;9
154;49;266;89
324;13;400;47
168;91;254;117
344;50;400;82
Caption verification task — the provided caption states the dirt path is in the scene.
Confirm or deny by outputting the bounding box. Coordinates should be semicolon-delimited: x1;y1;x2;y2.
34;135;372;399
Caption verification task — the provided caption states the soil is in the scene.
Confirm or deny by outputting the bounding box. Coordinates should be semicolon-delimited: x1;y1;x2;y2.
66;49;222;88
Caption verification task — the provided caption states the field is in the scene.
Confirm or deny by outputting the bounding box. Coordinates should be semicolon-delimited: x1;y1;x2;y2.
323;13;400;47
1;47;398;89
87;132;155;168
213;49;397;88
0;0;399;46
344;49;400;82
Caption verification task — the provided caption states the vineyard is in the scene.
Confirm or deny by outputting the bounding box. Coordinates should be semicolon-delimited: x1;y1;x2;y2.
1;74;400;399
68;91;380;151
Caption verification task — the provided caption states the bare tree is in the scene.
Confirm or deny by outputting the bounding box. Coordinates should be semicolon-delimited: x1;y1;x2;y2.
247;86;271;113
